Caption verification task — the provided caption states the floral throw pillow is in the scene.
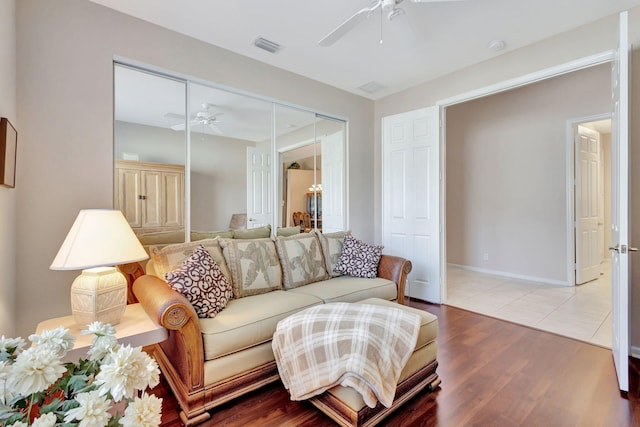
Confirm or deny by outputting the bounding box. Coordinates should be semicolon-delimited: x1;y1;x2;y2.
165;244;233;318
333;234;383;279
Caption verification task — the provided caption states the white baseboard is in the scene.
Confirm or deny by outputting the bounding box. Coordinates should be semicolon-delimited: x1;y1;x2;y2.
447;263;570;287
630;346;640;359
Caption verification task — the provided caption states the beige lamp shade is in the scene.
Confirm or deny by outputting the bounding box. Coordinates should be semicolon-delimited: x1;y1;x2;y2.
50;209;148;325
50;209;148;270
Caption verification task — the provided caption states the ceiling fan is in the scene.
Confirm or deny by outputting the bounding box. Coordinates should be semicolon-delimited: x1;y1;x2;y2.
318;0;464;47
166;103;224;134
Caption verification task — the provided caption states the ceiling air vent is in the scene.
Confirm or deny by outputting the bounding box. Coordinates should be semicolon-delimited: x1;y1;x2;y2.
254;37;282;54
357;81;387;94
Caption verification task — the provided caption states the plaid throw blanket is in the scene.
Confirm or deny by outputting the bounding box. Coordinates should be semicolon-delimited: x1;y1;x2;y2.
272;302;420;408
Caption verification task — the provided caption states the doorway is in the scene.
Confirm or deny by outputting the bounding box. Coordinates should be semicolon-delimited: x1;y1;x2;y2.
442;64;613;347
573;118;612;286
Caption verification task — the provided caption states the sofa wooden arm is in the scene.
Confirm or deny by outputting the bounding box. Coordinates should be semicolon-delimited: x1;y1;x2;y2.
378;255;412;305
133;275;206;394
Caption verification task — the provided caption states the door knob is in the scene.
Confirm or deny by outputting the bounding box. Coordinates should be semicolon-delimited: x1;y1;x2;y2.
609;244;638;254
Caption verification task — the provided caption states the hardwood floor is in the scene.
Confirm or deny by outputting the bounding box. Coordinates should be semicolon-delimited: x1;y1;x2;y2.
153;301;640;426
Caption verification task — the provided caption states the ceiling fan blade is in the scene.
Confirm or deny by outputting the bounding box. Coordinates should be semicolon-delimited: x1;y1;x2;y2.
170;123;186;131
209;123;223;134
409;0;465;2
318;6;375;47
165;112;186;120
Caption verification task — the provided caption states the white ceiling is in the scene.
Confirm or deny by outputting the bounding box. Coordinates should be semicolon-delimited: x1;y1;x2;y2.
92;0;640;100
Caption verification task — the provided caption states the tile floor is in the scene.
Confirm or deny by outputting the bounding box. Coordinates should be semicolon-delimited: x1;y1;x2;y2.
446;261;612;348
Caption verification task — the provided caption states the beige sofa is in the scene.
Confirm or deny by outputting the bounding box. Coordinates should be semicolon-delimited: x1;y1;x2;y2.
126;230;413;426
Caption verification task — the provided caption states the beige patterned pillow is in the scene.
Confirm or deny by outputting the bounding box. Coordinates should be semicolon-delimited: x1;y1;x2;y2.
317;230;347;277
275;233;328;289
219;238;282;298
151;238;232;285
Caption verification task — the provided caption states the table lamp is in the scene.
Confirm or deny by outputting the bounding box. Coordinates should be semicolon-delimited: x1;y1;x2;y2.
50;209;148;326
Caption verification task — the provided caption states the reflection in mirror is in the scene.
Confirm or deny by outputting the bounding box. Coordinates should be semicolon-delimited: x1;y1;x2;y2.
114;63;346;243
276;105;346;234
187;83;272;232
113;64;187;244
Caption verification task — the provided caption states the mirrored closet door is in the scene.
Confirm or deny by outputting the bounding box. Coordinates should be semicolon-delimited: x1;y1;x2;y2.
114;63;347;241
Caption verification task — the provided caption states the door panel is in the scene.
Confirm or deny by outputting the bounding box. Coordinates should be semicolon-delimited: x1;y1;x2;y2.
141;170;162;228
321;131;345;233
116;168;141;228
575;126;601;284
383;107;441;302
611;10;630;393
246;146;272;229
163;171;184;228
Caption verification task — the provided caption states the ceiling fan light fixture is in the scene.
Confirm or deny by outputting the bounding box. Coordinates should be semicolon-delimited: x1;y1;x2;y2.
381;0;396;12
388;7;405;20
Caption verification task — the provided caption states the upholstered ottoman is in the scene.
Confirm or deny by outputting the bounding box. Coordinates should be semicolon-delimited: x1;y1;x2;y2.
308;298;439;427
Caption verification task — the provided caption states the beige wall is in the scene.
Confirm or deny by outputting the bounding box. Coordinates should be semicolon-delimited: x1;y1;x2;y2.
375;8;640;348
15;0;373;337
0;0;16;336
446;64;610;283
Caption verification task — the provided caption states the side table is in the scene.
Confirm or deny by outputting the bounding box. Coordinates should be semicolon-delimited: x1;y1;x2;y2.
35;303;168;362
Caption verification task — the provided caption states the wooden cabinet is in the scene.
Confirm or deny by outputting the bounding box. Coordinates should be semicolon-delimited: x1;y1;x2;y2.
114;160;184;232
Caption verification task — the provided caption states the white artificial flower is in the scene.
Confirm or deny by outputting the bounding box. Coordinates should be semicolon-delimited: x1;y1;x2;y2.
29;326;76;357
7;421;28;427
0;336;26;354
31;412;57;427
7;346;66;396
95;345;160;402
0;360;16;405
119;392;163;427
63;390;112;427
87;334;118;361
83;322;116;337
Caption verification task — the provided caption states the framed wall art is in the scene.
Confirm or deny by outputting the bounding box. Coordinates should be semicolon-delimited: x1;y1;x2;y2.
0;117;17;188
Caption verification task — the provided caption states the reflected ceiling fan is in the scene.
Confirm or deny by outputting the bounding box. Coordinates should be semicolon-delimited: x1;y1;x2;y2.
318;0;464;46
166;103;224;134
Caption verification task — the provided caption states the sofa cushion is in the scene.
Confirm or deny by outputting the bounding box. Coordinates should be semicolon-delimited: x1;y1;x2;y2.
333;234;383;279
287;276;397;303
275;233;328;289
137;230;185;246
233;225;271;239
276;226;301;237
165;245;233;318
317;230;347;278
191;230;234;240
151;238;232;285
219;238;283;298
199;290;322;360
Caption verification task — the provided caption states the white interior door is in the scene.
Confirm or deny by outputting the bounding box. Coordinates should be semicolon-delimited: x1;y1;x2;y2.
575;125;601;284
610;10;631;393
382;107;441;302
321;131;345;233
246;146;272;229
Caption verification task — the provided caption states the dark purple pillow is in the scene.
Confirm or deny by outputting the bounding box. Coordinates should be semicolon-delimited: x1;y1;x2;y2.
165;244;233;318
333;234;383;279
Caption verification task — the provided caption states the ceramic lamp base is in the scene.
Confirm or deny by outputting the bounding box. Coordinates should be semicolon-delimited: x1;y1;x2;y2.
70;266;127;326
